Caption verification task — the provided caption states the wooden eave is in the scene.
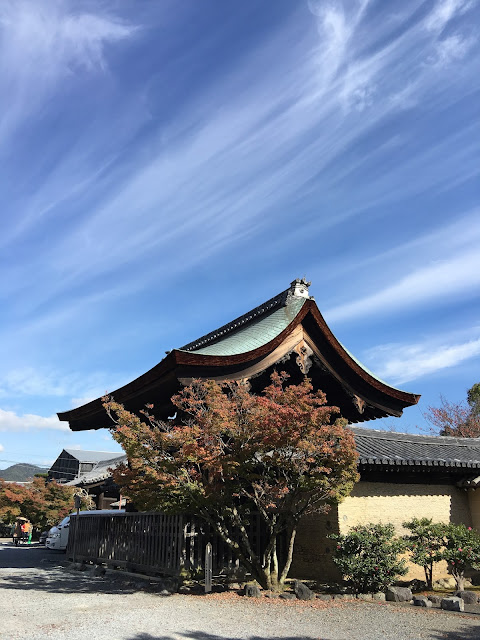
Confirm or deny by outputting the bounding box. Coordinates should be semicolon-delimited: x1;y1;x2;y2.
58;298;419;432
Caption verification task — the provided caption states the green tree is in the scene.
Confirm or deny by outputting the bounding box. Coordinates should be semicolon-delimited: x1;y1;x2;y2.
467;383;480;417
403;518;445;588
104;374;359;592
331;523;407;593
437;523;480;591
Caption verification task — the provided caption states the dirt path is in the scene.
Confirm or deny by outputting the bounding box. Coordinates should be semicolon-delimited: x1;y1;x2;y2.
1;539;479;640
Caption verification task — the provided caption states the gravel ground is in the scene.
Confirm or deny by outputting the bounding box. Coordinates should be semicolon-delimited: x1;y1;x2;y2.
1;540;479;640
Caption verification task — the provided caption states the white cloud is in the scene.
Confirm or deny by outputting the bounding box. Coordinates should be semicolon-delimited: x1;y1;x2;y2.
0;367;124;404
429;33;476;66
326;245;480;324
364;333;480;385
424;0;475;33
0;408;69;432
0;0;136;143
0;0;479;360
0;443;4;452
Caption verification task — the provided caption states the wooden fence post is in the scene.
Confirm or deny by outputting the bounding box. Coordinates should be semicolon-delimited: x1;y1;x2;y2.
205;542;212;593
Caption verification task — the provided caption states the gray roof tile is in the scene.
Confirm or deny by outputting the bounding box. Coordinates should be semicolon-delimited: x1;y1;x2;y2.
64;449;124;463
351;427;480;469
65;454;127;486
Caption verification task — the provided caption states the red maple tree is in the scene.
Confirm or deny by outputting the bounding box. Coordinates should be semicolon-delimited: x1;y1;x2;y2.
104;373;358;591
425;383;480;438
0;477;89;530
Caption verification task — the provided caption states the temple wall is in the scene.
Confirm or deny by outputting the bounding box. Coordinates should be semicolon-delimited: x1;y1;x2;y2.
292;481;473;583
468;490;480;531
338;481;472;581
290;507;342;582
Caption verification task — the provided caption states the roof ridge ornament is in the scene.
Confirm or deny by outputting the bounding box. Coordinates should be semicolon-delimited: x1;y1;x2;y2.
289;277;311;300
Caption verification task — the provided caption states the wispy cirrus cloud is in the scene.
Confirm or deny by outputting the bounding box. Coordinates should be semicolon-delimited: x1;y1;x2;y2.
424;0;475;33
326;248;480;324
7;0;476;317
0;0;478;448
0;0;136;144
364;330;480;385
0;367;126;408
324;210;480;323
0;408;68;432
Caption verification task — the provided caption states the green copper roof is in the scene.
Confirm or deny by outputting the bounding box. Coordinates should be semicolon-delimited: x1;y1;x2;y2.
183;297;306;356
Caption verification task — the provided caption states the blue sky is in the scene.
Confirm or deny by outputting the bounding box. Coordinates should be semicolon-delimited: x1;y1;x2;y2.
1;0;479;470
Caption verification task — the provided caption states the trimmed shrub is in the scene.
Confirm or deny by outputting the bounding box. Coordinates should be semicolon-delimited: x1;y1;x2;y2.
331;523;407;593
438;523;480;592
403;517;445;588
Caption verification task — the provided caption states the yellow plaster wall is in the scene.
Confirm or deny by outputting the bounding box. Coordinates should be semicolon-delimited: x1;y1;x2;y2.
291;481;473;583
468;490;480;531
337;481;472;581
338;481;471;534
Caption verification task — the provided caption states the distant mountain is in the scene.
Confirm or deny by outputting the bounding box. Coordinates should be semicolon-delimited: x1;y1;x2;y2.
0;463;46;482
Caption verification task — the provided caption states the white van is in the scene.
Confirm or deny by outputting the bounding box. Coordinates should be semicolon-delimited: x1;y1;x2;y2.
45;509;125;551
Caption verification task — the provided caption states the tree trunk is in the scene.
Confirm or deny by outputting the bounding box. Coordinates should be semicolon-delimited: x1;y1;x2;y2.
251;527;297;592
424;564;433;589
453;571;465;592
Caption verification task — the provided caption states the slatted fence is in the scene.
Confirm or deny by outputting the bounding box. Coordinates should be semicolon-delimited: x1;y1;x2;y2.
66;512;249;576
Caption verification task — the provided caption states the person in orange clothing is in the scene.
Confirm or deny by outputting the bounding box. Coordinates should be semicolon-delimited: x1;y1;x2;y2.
20;521;29;542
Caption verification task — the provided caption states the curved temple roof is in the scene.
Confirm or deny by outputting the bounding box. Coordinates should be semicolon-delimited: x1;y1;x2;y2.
58;279;420;431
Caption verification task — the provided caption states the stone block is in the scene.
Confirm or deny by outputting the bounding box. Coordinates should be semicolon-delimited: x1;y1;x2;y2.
386;586;413;602
413;595;432;607
356;593;373;601
372;592;386;601
441;597;464;612
294;580;315;600
279;592;297;600
316;594;332;601
428;595;442;605
434;578;456;589
453;590;479;604
244;583;261;598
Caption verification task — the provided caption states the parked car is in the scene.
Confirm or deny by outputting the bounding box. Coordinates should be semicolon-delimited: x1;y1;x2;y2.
46;510;125;551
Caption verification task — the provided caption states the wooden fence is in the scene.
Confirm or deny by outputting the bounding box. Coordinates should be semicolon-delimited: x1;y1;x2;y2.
66;511;261;576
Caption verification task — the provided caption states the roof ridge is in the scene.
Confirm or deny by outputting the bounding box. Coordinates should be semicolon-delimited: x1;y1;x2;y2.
64;448;123;455
350;426;480;446
179;287;291;352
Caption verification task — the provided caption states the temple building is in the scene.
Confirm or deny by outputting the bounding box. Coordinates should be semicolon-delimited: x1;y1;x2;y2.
58;279;480;582
48;449;126;509
58;279;419;431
